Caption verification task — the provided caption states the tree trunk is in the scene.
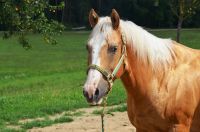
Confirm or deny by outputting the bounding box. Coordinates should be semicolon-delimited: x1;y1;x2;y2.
176;17;183;43
177;0;184;43
61;0;67;25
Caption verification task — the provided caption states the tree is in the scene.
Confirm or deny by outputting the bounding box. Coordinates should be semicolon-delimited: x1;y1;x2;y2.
62;0;72;25
170;0;200;42
50;0;200;29
0;0;65;49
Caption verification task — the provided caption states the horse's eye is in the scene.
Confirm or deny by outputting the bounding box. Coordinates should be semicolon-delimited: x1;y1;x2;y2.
108;46;117;53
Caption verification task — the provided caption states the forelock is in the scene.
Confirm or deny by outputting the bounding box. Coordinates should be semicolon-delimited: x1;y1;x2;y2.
90;17;113;39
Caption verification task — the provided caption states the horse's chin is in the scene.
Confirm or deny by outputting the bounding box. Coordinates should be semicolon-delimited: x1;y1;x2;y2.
89;98;103;106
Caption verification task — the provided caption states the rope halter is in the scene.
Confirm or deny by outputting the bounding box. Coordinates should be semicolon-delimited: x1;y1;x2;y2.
87;32;127;92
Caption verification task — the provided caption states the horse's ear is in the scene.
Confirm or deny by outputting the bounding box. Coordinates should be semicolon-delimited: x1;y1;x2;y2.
111;9;120;30
89;9;99;28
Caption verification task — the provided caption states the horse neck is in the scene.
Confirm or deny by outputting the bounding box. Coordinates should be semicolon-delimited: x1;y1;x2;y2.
120;45;166;97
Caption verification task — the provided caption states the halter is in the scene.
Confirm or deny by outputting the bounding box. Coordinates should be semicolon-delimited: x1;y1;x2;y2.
87;32;127;92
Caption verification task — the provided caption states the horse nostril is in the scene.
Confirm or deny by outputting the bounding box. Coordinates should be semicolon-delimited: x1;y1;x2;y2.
83;90;93;102
95;88;99;96
83;90;88;97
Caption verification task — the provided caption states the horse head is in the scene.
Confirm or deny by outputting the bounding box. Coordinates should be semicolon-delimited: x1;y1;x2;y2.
83;9;127;105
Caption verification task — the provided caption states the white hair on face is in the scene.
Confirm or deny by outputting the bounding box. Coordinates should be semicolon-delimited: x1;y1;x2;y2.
86;17;114;88
88;17;113;65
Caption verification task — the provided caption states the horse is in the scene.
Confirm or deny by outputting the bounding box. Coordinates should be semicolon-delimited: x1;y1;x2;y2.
83;9;200;132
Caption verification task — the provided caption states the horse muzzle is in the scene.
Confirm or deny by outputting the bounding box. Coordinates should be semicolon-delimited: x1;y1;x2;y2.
83;77;109;105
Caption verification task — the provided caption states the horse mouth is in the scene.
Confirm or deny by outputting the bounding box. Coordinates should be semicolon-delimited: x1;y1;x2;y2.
88;97;103;106
84;77;109;106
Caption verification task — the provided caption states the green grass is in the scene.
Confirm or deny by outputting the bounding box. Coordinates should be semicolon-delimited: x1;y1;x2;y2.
21;116;73;129
107;104;127;113
0;29;200;131
92;104;127;115
54;116;73;123
22;120;54;129
64;110;85;117
92;109;103;115
0;128;25;132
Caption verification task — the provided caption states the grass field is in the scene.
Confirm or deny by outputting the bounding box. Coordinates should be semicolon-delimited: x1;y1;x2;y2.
0;29;200;131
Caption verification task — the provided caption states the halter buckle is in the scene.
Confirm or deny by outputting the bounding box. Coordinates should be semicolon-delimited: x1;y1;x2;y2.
107;74;113;81
107;74;113;89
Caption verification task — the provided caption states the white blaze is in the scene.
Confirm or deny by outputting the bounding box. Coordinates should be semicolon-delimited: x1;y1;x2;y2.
84;17;113;99
84;33;106;98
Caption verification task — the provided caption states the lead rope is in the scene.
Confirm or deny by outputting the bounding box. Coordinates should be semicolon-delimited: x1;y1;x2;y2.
101;82;112;132
101;96;107;132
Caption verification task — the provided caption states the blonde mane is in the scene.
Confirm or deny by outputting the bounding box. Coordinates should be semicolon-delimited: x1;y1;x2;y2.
91;17;175;70
120;20;174;69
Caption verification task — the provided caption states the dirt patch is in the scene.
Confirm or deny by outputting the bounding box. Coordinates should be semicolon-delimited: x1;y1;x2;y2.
29;112;135;132
28;106;136;132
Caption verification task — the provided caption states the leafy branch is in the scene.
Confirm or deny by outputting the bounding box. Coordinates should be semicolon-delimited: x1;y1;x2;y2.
0;0;65;49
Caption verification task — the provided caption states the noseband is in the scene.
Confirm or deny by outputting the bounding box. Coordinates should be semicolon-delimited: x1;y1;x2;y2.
87;32;127;92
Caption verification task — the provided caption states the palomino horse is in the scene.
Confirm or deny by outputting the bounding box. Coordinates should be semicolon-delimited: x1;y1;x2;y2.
83;9;200;132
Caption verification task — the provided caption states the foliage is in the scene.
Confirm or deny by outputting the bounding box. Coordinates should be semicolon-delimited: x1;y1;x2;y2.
1;0;200;31
170;0;200;20
169;0;200;42
59;0;200;28
0;0;65;48
61;0;91;26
